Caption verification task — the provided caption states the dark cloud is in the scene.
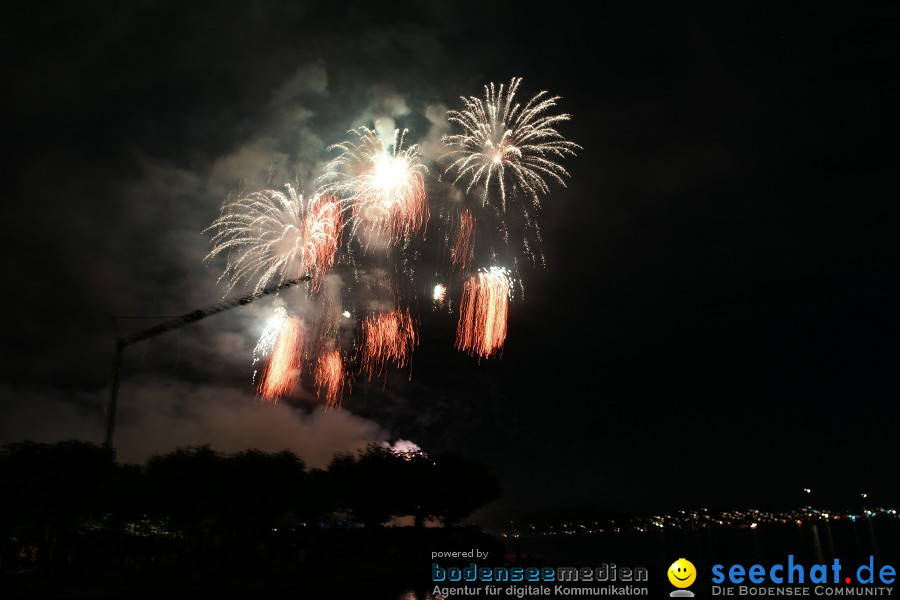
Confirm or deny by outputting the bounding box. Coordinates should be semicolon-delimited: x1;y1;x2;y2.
0;379;385;467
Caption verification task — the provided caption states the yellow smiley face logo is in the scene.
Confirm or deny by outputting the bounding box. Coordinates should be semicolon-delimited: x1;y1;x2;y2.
668;558;697;588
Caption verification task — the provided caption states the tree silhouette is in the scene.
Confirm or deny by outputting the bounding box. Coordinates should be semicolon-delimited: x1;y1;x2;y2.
221;449;307;533
0;440;117;571
0;438;503;582
145;446;311;534
326;446;407;527
145;445;228;533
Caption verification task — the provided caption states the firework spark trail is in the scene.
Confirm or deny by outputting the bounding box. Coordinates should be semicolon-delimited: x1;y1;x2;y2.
450;208;475;272
204;184;342;294
301;195;343;292
315;350;348;408
252;306;288;383
455;268;510;359
359;307;418;379
442;77;580;212
316;127;428;248
312;293;345;353
258;315;305;401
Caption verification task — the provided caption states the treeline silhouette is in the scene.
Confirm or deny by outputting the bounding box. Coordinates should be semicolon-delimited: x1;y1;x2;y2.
0;440;503;597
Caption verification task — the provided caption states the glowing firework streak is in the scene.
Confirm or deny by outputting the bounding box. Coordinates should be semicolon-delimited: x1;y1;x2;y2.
450;208;474;272
312;293;344;352
442;77;579;211
456;268;510;359
315;350;348;408
301;194;343;291
252;306;287;379
258;315;304;401
205;184;342;294
317;127;428;246
359;307;418;379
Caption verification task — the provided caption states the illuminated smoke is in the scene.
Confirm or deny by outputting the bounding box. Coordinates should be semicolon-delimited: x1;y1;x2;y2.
316;127;428;248
258;315;304;401
314;350;348;408
359;307;418;379
455;267;510;359
380;439;426;460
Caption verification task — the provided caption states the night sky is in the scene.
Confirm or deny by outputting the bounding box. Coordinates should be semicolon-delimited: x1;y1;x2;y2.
3;2;898;517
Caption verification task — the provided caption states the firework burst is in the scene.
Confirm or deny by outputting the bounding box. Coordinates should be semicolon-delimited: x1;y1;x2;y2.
456;267;511;359
433;283;447;306
258;313;305;401
205;184;342;294
316;127;428;247
442;77;579;212
200;80;578;408
359;307;418;379
314;350;349;408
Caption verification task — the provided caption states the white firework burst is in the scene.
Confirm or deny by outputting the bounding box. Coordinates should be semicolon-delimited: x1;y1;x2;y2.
315;127;428;247
204;184;343;294
442;77;580;212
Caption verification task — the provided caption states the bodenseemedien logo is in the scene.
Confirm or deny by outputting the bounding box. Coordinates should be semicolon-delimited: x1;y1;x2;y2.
669;558;697;597
430;561;651;597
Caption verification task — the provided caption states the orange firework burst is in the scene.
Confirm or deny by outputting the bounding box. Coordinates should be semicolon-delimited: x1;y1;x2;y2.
301;195;343;291
317;127;428;247
450;208;474;272
456;268;510;359
315;350;348;408
259;316;304;401
354;150;428;245
359;307;418;379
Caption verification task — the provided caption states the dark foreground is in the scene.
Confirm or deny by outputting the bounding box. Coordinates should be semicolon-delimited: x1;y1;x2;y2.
4;515;900;599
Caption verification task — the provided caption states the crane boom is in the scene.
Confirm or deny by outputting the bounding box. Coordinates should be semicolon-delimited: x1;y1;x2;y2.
105;275;311;449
